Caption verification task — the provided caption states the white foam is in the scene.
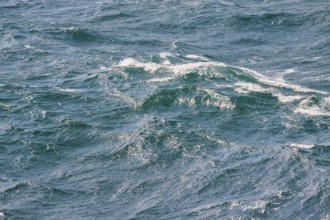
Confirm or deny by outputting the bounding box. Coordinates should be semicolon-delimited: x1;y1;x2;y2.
321;214;330;220
274;93;304;103
171;40;178;49
24;44;33;49
177;97;196;107
159;52;173;59
185;54;210;61
57;87;80;93
201;88;235;109
0;103;12;109
234;81;309;104
293;105;330;116
282;68;296;75
234;82;271;94
239;67;329;95
0;212;4;217
118;58;163;73
289;143;315;149
293;97;330;116
147;76;176;83
276;68;297;79
117;58;226;75
241;200;267;214
219;0;235;6
64;27;77;31
162;60;171;65
177;88;234;109
159;52;173;65
234;82;302;104
324;96;330;107
199;133;227;145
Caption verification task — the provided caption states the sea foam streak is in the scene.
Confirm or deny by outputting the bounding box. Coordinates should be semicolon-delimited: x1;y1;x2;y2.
239;67;328;95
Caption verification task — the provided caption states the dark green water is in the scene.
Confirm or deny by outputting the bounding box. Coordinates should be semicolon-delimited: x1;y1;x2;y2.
1;0;330;219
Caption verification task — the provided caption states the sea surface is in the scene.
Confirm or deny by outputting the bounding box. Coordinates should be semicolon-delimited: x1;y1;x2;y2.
1;0;330;219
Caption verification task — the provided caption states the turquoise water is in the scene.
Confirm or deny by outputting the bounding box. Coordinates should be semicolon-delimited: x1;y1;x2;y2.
1;1;330;219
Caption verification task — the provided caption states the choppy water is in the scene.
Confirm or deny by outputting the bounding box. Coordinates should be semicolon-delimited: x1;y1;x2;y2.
1;0;330;219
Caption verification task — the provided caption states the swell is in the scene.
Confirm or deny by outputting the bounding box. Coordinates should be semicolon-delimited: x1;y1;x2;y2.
107;55;330;155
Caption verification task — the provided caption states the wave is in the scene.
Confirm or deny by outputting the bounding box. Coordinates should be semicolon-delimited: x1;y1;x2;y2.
114;53;330;117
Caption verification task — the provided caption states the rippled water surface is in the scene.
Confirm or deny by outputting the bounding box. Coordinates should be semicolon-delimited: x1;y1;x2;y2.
1;0;330;219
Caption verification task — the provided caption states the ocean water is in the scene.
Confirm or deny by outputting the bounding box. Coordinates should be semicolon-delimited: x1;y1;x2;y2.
1;0;330;219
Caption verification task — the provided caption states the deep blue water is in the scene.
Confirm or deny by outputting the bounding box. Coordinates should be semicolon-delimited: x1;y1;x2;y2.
1;0;330;219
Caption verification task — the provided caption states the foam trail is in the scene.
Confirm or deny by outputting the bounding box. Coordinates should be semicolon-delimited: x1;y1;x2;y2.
234;82;305;103
239;67;329;95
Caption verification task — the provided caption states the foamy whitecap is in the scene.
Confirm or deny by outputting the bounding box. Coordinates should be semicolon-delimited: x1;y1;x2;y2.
0;103;12;109
162;60;171;65
24;44;33;49
57;87;80;93
0;123;12;135
198;133;227;145
185;54;210;61
234;82;303;104
289;143;315;149
234;82;272;94
274;93;304;103
324;97;330;107
282;68;296;74
241;200;267;214
321;214;330;220
177;88;234;109
147;76;176;83
159;52;173;59
293;97;330;116
63;27;77;32
118;58;163;73
117;58;226;75
293;106;330;116
200;88;235;109
219;0;235;6
239;67;328;95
